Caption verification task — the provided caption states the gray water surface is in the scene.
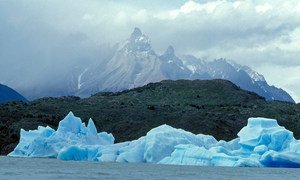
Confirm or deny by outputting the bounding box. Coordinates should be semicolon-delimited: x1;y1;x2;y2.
0;156;299;180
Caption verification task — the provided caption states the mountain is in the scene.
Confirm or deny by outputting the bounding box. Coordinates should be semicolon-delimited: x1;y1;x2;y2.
0;84;28;103
181;57;295;103
6;27;294;103
74;28;294;103
1;79;299;155
75;27;165;96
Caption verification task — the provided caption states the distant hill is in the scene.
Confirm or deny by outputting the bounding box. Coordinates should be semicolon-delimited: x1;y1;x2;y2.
0;79;299;155
0;84;28;103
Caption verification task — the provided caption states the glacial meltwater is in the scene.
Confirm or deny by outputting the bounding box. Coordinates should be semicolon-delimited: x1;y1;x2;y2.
1;156;299;180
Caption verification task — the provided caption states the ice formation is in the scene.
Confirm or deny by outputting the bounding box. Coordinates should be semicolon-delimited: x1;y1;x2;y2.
160;118;300;168
8;112;114;158
8;112;300;168
115;125;218;163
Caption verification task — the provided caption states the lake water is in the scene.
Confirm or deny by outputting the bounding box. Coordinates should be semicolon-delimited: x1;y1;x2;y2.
0;156;299;180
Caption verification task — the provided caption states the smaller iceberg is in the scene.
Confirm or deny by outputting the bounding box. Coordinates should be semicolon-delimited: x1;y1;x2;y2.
159;118;300;168
9;112;114;158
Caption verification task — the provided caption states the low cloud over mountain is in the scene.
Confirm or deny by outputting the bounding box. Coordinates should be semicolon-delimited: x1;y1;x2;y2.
0;0;299;101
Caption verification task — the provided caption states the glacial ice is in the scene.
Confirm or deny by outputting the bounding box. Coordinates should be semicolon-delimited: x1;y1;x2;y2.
8;112;300;168
8;112;114;158
160;118;300;168
116;125;218;163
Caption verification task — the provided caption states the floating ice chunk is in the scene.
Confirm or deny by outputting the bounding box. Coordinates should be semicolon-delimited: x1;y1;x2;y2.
9;112;114;159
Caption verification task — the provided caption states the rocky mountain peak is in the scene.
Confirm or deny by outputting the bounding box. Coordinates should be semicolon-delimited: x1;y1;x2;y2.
125;27;151;52
164;46;175;57
130;27;143;39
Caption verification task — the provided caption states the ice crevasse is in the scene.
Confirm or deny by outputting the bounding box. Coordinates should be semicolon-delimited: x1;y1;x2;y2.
8;112;300;168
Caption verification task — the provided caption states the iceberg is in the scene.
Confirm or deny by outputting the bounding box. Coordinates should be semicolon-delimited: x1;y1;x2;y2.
8;112;300;168
159;118;300;167
9;112;114;158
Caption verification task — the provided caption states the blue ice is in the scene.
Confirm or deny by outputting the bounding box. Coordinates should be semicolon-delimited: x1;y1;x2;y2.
9;112;300;168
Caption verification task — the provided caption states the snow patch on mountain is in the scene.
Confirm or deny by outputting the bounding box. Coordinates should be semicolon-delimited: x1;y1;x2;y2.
228;61;265;82
77;68;89;90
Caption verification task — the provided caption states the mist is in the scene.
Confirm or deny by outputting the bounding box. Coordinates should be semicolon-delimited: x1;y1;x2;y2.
0;0;300;102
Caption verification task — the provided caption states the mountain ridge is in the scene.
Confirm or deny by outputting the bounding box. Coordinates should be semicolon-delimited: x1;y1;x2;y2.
0;79;299;155
7;27;295;103
75;28;294;103
0;84;28;104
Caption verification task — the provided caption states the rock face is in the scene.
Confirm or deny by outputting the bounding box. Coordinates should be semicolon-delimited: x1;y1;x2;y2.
76;28;165;95
0;84;28;103
9;112;300;168
73;28;294;103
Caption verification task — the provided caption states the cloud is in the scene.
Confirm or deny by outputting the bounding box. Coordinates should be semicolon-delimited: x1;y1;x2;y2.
255;3;273;13
82;14;94;21
0;0;300;101
167;0;223;17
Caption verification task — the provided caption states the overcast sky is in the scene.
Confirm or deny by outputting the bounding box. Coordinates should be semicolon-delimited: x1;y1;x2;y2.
0;0;300;102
